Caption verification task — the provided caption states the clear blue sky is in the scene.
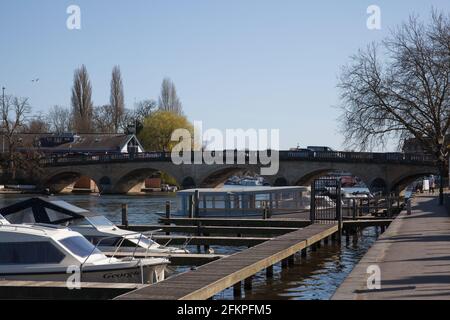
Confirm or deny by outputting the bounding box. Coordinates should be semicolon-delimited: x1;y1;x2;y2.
1;0;449;150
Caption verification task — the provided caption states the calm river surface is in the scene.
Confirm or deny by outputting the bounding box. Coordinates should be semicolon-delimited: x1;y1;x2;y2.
0;193;378;300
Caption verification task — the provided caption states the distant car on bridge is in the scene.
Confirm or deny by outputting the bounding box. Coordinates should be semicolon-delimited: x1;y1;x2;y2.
307;146;335;152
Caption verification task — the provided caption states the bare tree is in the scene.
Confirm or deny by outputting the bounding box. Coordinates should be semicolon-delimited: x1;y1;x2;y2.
0;95;31;180
23;112;50;133
110;65;125;132
47;105;72;133
118;100;157;134
338;10;450;203
93;104;115;133
158;78;183;114
71;65;94;133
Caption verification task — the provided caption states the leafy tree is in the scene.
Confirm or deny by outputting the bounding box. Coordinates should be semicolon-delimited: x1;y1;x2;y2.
138;110;193;151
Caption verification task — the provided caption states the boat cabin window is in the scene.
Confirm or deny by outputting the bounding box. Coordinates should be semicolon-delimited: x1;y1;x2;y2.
4;208;36;224
60;236;102;258
85;215;115;228
0;242;65;264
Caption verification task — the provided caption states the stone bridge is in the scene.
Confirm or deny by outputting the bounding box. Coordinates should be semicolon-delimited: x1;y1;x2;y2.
39;151;438;194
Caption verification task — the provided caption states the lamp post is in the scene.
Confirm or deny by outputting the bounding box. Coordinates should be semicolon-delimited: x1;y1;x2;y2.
2;86;5;153
437;136;446;206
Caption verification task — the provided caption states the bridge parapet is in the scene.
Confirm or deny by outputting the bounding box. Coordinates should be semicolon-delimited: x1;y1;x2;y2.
40;150;436;167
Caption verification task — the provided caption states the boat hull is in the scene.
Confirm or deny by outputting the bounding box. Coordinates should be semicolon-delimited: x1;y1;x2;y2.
0;263;167;284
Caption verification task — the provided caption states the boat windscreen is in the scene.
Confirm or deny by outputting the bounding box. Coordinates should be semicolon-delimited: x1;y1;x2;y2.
60;236;102;258
85;215;115;228
5;208;36;224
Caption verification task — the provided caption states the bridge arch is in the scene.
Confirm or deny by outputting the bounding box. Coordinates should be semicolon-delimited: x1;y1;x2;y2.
181;177;196;189
44;171;101;194
390;170;437;193
112;168;180;194
273;177;288;186
295;168;334;186
369;178;388;194
199;166;253;188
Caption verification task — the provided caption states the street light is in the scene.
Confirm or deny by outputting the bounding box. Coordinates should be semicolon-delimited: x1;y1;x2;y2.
2;86;5;153
437;136;446;206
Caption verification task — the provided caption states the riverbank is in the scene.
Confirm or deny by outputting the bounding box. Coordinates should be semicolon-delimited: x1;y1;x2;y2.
333;194;450;300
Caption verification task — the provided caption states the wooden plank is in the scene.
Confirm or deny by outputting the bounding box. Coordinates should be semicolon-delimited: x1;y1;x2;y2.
0;280;141;289
116;223;338;300
0;280;141;300
157;217;311;228
120;224;300;236
150;235;271;246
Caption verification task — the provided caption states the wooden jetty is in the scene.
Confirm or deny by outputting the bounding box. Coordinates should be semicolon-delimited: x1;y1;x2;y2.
0;280;141;299
120;224;300;236
158;217;311;228
150;234;271;246
115;223;339;300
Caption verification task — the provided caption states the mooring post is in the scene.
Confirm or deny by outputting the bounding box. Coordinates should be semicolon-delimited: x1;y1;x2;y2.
196;221;202;253
266;265;274;278
387;195;392;217
121;203;128;227
244;277;253;290
194;190;200;218
301;248;307;257
288;255;295;266
165;201;171;235
233;282;242;297
204;232;210;253
188;195;194;218
262;201;268;220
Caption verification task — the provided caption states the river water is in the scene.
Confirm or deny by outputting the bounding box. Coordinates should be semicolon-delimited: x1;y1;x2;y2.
0;193;378;300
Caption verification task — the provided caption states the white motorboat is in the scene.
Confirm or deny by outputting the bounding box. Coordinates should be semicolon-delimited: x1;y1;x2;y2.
0;221;169;284
0;198;187;254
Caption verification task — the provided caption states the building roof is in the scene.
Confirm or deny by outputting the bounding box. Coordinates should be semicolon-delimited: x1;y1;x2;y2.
0;133;144;154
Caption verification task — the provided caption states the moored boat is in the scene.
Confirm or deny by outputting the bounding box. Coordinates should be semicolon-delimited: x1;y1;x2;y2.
0;222;169;284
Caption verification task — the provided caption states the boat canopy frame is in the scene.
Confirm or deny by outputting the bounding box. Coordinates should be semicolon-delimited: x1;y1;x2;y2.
0;197;97;225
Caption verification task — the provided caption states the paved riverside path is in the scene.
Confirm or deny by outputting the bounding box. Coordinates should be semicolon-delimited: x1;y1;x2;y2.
333;194;450;300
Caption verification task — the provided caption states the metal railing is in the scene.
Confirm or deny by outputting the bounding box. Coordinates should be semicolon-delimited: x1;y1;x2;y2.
39;150;436;167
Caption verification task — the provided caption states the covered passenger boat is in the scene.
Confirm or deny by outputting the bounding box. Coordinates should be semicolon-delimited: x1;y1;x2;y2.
173;186;311;217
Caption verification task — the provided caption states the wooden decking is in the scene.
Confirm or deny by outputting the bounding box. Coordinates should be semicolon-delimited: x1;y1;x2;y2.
116;223;338;300
0;280;141;299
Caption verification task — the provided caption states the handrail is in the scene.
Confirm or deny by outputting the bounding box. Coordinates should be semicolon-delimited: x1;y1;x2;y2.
39;150;436;167
0;223;49;235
